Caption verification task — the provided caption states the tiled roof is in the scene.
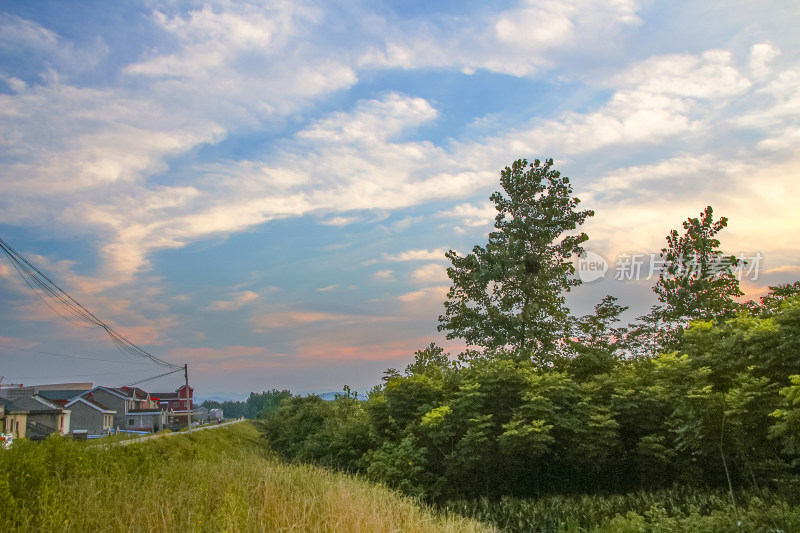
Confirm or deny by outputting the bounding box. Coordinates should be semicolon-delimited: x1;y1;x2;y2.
82;386;129;400
66;396;116;414
37;390;87;401
119;386;150;399
8;394;65;413
152;392;179;400
0;397;23;412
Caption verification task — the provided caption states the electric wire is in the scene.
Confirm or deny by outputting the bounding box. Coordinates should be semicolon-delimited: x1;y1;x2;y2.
0;237;182;370
8;369;158;380
124;368;183;387
0;343;150;364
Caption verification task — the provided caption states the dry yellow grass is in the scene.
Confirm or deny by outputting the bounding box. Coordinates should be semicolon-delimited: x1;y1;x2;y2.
1;422;494;533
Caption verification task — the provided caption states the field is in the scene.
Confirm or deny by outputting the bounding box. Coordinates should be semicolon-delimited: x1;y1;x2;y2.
2;422;797;532
0;422;493;533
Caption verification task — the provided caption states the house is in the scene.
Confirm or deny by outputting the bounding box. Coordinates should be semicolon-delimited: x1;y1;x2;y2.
115;386;166;432
37;389;90;407
1;382;92;400
152;385;194;428
195;405;209;423
118;386;158;407
125;407;167;432
5;395;71;440
78;386;165;433
65;397;116;436
0;398;28;439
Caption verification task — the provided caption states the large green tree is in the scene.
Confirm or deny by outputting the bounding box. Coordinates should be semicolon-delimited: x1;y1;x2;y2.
438;158;594;362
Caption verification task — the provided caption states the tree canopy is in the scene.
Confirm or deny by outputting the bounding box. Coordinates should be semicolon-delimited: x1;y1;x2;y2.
252;160;800;520
438;158;594;362
654;205;743;324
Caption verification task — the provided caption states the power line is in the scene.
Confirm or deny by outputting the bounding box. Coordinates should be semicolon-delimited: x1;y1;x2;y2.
0;343;150;364
8;369;158;380
125;368;184;387
0;237;182;370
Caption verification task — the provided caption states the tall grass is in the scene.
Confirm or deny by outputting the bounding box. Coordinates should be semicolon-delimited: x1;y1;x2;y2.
444;486;800;533
0;422;494;533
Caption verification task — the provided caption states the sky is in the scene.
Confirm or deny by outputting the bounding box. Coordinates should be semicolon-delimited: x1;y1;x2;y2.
1;0;799;399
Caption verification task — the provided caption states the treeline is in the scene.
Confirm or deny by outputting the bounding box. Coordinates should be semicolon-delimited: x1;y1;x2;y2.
201;389;290;419
260;296;800;501
254;159;800;503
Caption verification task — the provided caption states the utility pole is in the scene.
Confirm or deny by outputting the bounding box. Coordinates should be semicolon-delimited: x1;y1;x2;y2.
184;363;192;433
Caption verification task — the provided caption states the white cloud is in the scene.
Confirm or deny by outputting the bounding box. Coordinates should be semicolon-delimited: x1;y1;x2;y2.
381;248;447;262
372;269;395;281
612;50;751;99
441;202;496;228
467;48;760;164
0;14;59;51
749;43;781;80
397;285;450;303
0;14;108;76
321;216;361;227
359;0;642;77
317;285;337;292
299;93;437;143
411;263;449;284
2;0;799;362
389;216;423;231
203;291;259;311
251;309;394;330
583;155;722;201
0;4;361;281
0;336;39;349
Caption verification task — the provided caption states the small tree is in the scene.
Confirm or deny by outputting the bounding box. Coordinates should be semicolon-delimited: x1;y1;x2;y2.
438;158;594;364
747;282;800;316
627;305;673;358
654;206;743;327
566;295;630;379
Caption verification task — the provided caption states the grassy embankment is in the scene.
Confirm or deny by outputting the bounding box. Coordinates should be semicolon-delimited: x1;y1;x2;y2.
0;422;494;533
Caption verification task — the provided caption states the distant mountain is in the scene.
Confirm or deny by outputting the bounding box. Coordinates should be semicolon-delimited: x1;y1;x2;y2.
195;392;249;403
314;389;370;401
317;392;338;401
196;388;370;404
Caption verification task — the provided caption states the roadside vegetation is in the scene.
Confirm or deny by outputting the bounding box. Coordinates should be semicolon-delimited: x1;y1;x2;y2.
0;422;493;532
444;489;799;532
251;159;800;531
5;158;799;532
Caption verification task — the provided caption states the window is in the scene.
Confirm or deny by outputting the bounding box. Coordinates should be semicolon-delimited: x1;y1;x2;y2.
129;419;134;426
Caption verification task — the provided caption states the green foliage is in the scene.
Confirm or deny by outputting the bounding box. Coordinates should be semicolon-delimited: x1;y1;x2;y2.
445;488;800;533
254;191;800;528
438;158;593;362
259;299;800;502
201;388;291;419
363;435;433;499
0;423;492;533
748;281;800;316
654;206;743;328
770;374;800;461
565;295;630;380
260;391;373;472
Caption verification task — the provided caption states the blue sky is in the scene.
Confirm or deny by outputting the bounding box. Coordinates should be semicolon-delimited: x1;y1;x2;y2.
1;0;799;398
